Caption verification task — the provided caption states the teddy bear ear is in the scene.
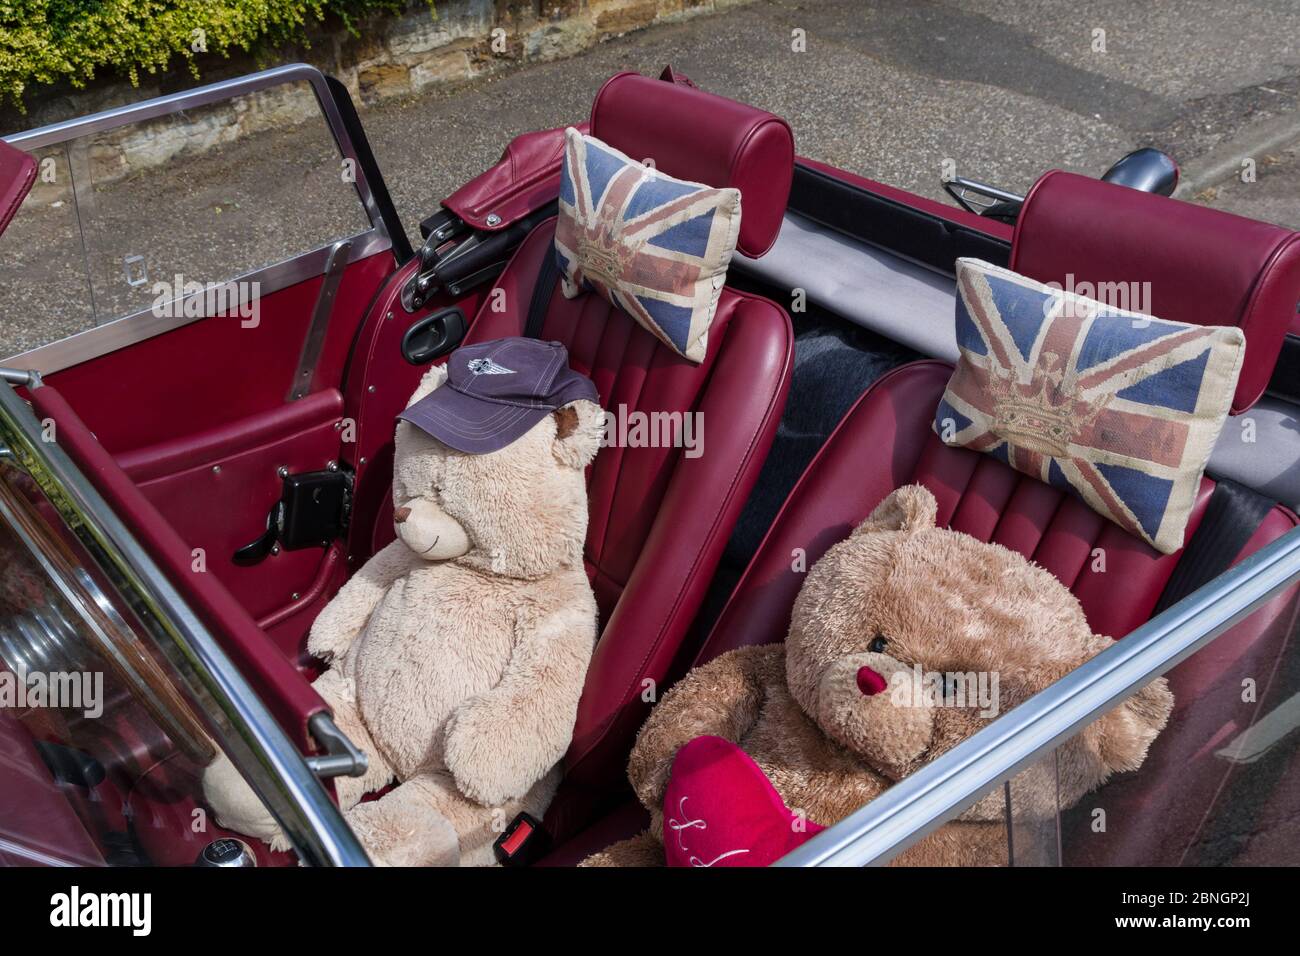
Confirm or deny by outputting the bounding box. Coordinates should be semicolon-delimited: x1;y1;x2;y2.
552;399;605;470
405;364;449;409
851;484;939;537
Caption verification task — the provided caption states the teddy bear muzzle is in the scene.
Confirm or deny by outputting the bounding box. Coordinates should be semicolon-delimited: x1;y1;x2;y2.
394;497;471;560
819;652;935;781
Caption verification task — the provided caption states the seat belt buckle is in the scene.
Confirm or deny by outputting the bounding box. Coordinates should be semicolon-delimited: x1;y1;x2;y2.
493;812;550;866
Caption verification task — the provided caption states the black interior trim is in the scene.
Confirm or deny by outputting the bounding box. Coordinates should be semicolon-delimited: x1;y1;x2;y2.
435;201;558;292
1153;478;1277;616
524;244;561;339
788;162;1011;275
1267;333;1300;404
322;74;414;264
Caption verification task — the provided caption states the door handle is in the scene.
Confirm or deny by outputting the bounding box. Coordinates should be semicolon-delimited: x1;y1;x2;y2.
233;507;280;566
401;307;466;365
232;468;353;566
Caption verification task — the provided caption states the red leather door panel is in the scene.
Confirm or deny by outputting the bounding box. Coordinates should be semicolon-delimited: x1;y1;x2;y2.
43;251;396;647
45;253;392;452
124;390;345;638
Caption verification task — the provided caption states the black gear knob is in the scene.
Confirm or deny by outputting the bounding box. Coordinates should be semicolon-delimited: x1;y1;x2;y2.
196;838;257;868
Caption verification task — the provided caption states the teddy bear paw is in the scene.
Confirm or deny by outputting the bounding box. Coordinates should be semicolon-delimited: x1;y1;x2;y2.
201;752;290;851
344;798;460;867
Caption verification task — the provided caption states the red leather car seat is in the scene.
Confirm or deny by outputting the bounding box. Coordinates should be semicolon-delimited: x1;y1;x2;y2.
451;72;795;838
549;171;1300;865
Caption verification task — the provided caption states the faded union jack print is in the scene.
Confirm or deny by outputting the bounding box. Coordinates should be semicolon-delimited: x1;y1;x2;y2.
555;128;740;363
935;258;1245;554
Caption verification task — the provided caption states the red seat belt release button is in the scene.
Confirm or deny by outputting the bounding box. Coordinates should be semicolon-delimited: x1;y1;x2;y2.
493;812;550;866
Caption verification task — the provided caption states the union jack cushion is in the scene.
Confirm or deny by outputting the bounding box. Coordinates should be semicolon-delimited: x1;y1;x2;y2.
935;258;1245;555
555;127;741;363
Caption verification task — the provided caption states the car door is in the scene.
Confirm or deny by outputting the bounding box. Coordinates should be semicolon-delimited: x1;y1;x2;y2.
0;65;412;658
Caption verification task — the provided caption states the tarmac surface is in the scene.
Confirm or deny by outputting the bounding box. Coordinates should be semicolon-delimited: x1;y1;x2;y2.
2;0;1299;355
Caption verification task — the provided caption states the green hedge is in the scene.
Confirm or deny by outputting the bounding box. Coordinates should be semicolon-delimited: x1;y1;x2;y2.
0;1;435;108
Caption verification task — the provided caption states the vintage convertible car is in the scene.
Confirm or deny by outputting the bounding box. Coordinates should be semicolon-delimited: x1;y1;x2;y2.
0;64;1298;867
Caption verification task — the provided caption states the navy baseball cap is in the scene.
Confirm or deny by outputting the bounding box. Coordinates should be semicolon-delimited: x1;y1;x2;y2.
397;337;599;454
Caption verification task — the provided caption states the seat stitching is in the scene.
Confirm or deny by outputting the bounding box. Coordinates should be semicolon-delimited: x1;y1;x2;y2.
1065;513;1106;592
592;308;652;573
607;321;776;744
934;441;984;531
1027;488;1069;566
569;294;793;771
985;472;1028;544
587;291;615;378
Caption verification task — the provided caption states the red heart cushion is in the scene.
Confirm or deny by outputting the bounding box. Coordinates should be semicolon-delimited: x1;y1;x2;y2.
662;735;825;867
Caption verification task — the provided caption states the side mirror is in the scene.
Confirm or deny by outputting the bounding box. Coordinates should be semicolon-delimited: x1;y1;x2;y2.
1100;148;1179;197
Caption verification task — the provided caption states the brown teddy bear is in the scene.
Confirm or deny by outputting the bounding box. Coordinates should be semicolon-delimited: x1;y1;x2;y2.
583;484;1173;866
203;338;605;866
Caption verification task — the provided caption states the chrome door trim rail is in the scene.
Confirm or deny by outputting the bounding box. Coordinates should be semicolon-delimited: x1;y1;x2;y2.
1;227;388;374
776;524;1300;866
1;62;404;375
0;378;370;866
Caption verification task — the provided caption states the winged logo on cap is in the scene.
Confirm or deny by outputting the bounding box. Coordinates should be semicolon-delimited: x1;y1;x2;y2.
467;357;515;375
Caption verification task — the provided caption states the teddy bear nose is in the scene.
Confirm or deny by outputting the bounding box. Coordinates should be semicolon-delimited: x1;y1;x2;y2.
393;506;411;524
856;665;888;696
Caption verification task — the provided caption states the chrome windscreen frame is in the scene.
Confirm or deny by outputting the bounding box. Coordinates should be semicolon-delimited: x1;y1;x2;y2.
777;523;1300;866
0;368;370;866
1;63;409;376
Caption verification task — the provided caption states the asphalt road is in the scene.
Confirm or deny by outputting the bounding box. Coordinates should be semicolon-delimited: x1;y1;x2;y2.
1190;142;1300;225
2;0;1299;356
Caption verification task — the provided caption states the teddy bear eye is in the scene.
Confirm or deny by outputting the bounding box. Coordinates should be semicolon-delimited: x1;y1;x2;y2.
869;635;888;653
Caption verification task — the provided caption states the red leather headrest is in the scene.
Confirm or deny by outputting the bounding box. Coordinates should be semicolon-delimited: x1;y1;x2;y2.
590;72;794;258
1012;170;1300;413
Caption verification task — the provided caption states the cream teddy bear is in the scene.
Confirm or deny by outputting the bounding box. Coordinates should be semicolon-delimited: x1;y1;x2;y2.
204;337;604;866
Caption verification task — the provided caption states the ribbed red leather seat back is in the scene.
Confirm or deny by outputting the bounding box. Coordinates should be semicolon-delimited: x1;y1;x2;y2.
460;223;792;631
457;73;797;833
691;168;1300;865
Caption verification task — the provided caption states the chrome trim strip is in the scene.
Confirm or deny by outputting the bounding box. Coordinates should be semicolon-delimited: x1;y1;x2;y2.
946;176;1025;205
0;836;87;867
1;228;388;374
776;524;1300;866
0;381;370;866
288;238;352;401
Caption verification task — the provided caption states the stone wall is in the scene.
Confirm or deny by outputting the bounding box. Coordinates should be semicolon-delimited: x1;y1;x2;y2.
5;0;752;184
